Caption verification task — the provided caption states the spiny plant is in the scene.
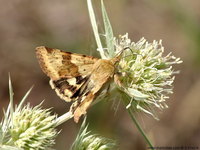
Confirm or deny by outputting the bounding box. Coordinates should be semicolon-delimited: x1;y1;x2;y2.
0;0;182;149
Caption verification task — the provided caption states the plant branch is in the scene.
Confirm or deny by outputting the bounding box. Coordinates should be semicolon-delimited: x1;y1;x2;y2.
127;108;154;149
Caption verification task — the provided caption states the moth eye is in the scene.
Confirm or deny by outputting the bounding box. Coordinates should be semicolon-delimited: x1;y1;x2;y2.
83;69;86;71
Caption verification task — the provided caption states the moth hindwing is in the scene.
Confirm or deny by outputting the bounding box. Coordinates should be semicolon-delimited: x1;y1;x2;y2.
36;46;119;122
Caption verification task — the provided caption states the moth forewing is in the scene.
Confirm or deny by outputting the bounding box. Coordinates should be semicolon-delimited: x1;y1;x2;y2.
36;46;120;122
36;46;99;79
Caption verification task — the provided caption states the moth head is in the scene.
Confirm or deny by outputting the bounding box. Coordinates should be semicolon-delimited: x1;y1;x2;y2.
110;46;132;65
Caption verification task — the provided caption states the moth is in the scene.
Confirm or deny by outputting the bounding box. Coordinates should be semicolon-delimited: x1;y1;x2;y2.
36;46;121;122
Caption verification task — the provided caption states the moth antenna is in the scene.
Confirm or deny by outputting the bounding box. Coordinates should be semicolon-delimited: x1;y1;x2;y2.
115;46;132;57
123;46;134;54
112;46;132;63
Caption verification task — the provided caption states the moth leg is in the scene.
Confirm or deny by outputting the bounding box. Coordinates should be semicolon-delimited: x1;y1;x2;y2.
114;74;123;87
106;84;110;93
102;84;111;100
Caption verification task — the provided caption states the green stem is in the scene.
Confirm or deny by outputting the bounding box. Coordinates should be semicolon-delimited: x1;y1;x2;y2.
55;111;73;127
127;108;154;149
87;0;106;59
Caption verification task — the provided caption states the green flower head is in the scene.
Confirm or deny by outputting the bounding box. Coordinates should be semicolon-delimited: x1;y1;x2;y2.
71;118;117;150
9;104;58;150
113;34;182;119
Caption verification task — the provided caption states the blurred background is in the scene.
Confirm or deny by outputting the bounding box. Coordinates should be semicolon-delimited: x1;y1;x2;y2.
0;0;200;149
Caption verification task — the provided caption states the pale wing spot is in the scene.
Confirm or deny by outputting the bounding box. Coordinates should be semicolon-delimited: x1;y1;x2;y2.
67;78;76;86
63;89;74;97
55;89;71;102
50;80;73;102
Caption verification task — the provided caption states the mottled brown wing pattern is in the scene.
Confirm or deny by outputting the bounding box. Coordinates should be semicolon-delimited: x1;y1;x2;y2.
36;46;98;80
49;76;89;102
36;46;118;122
36;46;98;102
72;59;116;122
